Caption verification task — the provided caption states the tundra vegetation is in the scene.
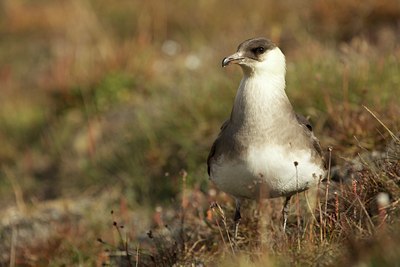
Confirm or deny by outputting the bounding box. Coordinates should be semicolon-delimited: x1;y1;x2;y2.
0;0;399;266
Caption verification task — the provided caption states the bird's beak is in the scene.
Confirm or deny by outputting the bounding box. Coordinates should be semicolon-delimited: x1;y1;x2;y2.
222;52;245;67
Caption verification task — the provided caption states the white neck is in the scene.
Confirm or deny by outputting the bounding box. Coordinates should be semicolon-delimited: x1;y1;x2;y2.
231;73;289;125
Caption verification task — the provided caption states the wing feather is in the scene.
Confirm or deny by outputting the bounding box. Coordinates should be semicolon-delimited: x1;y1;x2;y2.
295;113;326;168
207;119;229;176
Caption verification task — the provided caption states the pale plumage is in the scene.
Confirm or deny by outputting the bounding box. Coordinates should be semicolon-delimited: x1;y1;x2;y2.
207;37;326;235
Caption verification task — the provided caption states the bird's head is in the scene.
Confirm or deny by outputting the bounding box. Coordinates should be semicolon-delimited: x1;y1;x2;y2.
222;37;286;76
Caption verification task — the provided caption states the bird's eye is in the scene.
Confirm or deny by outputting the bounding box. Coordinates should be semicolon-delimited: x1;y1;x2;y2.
254;47;265;54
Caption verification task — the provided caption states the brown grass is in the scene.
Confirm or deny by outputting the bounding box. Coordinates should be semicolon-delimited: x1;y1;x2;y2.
0;0;399;265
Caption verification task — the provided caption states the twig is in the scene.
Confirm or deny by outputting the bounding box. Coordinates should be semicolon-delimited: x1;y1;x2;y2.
180;170;188;254
355;196;375;234
316;176;324;242
112;212;132;267
294;161;301;250
136;243;140;267
10;225;17;267
4;167;27;214
334;192;339;221
323;147;333;239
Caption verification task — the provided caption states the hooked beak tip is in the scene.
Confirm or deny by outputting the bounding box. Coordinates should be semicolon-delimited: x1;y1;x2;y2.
221;53;244;68
222;57;230;68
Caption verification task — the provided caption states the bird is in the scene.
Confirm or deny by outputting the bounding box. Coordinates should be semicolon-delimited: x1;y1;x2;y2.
207;37;326;237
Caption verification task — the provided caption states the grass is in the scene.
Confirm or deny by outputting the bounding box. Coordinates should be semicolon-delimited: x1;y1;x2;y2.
0;0;399;265
97;152;400;266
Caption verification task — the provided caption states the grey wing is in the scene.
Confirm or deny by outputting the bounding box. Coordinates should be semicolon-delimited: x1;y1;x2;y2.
295;113;325;167
207;119;230;176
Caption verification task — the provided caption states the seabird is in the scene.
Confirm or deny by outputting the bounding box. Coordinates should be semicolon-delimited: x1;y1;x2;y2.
207;37;326;237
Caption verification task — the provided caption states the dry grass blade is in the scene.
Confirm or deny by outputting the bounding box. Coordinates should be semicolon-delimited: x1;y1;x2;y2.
363;105;400;143
210;202;235;255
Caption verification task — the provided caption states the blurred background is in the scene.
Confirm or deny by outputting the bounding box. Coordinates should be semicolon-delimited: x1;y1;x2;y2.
0;0;399;265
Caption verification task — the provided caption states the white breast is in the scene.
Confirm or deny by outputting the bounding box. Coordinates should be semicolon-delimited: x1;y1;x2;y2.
211;144;324;199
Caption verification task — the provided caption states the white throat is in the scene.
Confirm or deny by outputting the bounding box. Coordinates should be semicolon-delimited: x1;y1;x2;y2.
231;48;291;130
